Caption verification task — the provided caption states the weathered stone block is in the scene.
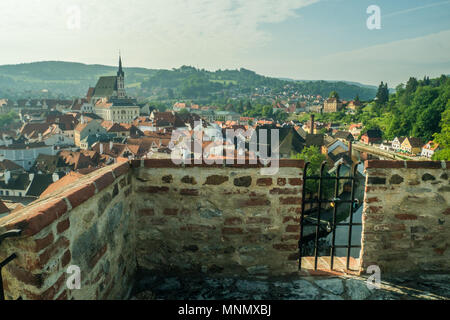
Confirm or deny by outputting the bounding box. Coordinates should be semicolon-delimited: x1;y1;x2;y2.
234;176;252;187
204;175;229;185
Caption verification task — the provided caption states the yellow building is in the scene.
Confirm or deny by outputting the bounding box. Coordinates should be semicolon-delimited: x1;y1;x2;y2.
323;98;343;113
401;137;424;155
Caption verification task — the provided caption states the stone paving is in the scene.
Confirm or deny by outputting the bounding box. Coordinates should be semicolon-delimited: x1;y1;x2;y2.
132;272;450;300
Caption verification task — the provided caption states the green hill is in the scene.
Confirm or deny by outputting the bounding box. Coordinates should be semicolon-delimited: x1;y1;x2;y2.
0;61;376;101
0;61;157;99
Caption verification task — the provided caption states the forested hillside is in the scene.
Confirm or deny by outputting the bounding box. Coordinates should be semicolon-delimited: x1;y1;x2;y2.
0;62;376;101
140;66;376;101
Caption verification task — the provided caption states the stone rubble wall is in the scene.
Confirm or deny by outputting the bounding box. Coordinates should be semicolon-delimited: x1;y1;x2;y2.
361;160;450;273
0;162;135;300
131;159;304;276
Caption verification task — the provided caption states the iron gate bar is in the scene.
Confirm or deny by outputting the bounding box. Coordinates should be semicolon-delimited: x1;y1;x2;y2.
298;162;310;271
313;161;327;270
346;163;360;269
298;160;362;272
330;163;342;270
0;230;22;246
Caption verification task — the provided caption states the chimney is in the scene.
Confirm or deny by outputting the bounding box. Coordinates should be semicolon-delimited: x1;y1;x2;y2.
5;170;10;185
52;172;60;182
100;143;103;154
348;140;353;159
310;114;315;134
110;141;113;150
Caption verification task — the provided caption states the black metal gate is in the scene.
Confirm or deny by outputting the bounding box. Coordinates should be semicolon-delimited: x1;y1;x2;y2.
298;161;362;271
0;229;22;300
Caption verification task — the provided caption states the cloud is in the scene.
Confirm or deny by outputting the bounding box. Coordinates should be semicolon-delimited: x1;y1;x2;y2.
384;0;450;19
281;30;450;86
0;0;319;67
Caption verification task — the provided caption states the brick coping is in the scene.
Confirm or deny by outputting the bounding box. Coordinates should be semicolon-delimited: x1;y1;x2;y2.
365;160;448;169
130;158;305;168
0;162;130;236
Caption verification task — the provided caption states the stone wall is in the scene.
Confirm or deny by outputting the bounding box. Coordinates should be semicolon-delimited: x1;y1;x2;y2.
360;160;450;273
0;159;449;300
0;162;135;300
131;159;304;276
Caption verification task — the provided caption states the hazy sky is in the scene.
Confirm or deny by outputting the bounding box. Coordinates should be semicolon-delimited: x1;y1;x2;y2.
0;0;449;86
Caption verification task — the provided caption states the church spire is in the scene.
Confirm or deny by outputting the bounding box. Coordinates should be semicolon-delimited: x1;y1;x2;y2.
117;52;126;98
117;53;124;77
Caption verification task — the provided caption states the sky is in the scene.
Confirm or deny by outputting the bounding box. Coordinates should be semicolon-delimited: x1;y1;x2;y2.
0;0;449;86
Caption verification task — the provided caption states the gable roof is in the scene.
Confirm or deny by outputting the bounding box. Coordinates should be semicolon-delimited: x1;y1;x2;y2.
0;173;30;190
58;150;100;170
0;159;24;172
305;134;324;147
334;131;354;141
423;141;439;151
405;137;424;148
92;76;118;98
255;126;306;156
26;174;56;197
393;137;406;144
20;123;51;138
31;154;67;173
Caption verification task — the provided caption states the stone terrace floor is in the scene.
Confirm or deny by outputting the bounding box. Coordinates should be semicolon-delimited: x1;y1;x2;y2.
131;272;450;300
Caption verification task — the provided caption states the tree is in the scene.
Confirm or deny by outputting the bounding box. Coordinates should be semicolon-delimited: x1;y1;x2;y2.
386;114;403;140
405;77;419;94
291;146;328;195
375;81;389;107
177;108;190;115
329;91;340;100
432;102;450;160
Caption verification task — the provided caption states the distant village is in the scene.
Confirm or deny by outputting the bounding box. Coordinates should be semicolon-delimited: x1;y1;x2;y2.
0;57;439;217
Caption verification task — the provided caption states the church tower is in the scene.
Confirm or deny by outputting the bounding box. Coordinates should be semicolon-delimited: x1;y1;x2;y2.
117;54;126;98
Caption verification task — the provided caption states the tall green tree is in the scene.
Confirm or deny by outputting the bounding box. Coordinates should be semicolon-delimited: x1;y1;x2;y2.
432;101;450;160
375;81;389;107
